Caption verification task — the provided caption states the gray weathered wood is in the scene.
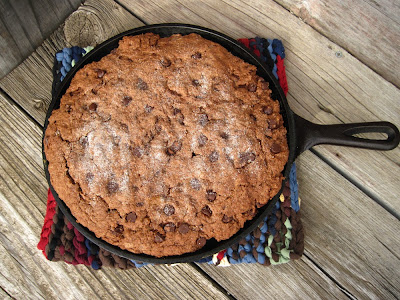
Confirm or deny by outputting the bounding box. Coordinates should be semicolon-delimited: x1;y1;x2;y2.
273;0;400;87
198;258;349;299
296;151;400;299
0;0;83;79
0;91;231;299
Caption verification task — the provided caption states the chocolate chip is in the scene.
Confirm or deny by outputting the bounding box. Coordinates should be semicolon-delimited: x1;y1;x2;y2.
196;237;207;247
201;205;212;217
222;215;233;223
209;151;219;162
239;152;256;164
166;140;182;156
262;106;273;115
198;113;209;126
160;58;171;67
112;135;121;146
163;204;175;216
145;104;153;113
178;223;190;234
190;178;201;190
114;224;124;234
177;114;185;125
191;52;202;59
271;143;282;154
79;136;88;147
69;87;81;96
248;83;257;92
137;78;148;90
163;222;176;232
173;108;181;115
118;55;132;62
91;88;98;95
107;180;119;194
96;69;106;78
250;114;257;122
119;124;128;133
154;232;165;243
89;103;97;111
192;79;200;86
126;212;137;223
206;190;217;202
131;146;143;158
260;79;269;90
122;96;132;106
155;124;162;132
220;132;229;140
171;140;182;152
198;134;208;147
86;172;94;182
268;119;278;129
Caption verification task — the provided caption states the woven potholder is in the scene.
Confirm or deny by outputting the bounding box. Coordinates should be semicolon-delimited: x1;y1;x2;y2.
38;37;304;269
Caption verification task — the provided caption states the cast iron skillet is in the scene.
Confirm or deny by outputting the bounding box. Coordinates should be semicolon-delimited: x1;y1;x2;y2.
43;24;400;264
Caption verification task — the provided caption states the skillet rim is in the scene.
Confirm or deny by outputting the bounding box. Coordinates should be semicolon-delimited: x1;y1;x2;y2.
42;23;296;263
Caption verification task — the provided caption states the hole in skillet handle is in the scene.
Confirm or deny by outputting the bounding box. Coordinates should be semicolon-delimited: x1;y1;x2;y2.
42;23;294;264
293;113;400;158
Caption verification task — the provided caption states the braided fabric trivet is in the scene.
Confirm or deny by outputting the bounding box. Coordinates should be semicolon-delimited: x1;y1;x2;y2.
38;37;304;269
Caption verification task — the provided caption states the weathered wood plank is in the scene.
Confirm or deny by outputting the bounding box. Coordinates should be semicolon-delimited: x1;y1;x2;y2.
117;0;400;215
0;0;83;79
296;151;400;299
273;0;400;87
0;0;145;125
0;91;231;299
198;258;349;299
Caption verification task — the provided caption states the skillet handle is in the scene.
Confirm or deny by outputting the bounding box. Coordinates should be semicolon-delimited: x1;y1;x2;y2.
293;113;400;158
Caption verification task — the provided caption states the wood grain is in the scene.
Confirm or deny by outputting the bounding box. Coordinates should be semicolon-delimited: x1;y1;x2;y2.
118;0;400;215
0;91;231;300
198;258;349;299
0;0;83;79
296;151;400;299
273;0;400;87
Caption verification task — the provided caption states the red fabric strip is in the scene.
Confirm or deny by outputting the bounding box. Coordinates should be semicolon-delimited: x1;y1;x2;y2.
37;189;57;257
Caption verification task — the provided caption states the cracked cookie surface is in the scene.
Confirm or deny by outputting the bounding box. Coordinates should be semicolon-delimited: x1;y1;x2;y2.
44;33;289;257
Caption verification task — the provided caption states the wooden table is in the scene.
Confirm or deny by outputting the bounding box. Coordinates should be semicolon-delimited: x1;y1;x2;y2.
0;0;399;299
